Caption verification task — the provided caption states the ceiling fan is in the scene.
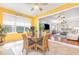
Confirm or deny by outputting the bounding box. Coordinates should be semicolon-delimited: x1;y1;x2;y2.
26;3;48;11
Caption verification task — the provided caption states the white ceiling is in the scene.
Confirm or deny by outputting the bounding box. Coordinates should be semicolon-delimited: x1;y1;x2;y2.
40;7;79;20
0;3;64;16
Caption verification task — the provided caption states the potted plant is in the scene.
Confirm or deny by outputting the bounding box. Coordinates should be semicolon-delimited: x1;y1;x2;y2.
39;24;44;37
0;24;6;45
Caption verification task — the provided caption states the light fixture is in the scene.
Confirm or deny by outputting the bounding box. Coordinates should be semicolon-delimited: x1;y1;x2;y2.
33;5;39;9
30;3;48;11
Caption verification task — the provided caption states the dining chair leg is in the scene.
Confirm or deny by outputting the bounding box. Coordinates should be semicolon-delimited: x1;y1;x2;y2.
48;47;49;51
43;50;46;55
26;47;33;55
22;47;24;52
26;50;28;55
26;48;29;55
35;44;37;51
45;47;49;51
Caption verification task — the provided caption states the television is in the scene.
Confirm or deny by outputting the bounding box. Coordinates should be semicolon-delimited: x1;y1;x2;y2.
44;24;49;30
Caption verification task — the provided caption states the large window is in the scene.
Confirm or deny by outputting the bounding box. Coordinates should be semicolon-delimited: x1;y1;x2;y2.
25;27;30;32
3;13;31;34
16;26;24;33
3;25;15;33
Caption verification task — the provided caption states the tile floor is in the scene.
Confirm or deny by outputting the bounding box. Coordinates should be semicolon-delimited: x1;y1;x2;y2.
0;40;79;55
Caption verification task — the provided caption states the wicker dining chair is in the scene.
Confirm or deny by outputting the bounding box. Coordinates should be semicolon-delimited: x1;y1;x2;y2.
37;32;49;54
22;33;35;54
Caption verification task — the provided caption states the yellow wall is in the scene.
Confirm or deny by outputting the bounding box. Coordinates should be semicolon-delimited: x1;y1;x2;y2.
0;12;3;25
0;11;23;43
31;16;39;37
32;16;38;29
5;33;22;43
0;7;33;43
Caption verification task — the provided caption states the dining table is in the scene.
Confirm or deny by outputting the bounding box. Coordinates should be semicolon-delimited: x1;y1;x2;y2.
32;36;39;51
